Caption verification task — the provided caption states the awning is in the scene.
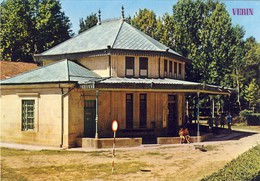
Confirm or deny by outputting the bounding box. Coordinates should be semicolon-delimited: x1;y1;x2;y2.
80;77;234;95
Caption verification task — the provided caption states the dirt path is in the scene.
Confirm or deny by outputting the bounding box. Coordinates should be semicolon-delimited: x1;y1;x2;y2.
1;130;260;181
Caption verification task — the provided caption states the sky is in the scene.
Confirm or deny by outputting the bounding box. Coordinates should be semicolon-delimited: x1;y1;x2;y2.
60;0;260;42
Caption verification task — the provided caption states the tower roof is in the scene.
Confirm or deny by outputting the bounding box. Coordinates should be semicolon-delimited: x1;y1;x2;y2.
35;19;186;61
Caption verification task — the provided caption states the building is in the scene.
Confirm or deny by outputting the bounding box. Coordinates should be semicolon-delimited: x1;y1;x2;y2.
0;61;37;80
0;17;231;148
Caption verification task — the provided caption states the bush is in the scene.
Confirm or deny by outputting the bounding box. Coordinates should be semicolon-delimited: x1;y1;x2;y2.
239;110;260;125
247;114;260;126
201;145;260;181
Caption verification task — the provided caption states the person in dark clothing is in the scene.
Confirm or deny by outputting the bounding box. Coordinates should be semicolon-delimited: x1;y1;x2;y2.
227;114;233;131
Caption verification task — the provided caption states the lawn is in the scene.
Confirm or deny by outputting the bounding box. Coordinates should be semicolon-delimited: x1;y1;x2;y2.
1;126;260;180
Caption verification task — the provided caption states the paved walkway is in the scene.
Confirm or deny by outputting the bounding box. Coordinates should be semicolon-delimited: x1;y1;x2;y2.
1;129;259;152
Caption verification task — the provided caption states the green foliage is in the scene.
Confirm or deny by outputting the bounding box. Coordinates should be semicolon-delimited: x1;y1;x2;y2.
202;144;260;181
78;13;98;34
130;0;259;111
0;0;72;62
239;109;253;118
245;79;260;111
131;8;157;38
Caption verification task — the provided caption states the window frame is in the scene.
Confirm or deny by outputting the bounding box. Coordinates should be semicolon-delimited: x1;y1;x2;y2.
169;61;173;78
139;57;148;78
125;56;135;78
21;99;35;131
174;62;177;78
179;63;182;79
164;59;168;77
18;93;39;132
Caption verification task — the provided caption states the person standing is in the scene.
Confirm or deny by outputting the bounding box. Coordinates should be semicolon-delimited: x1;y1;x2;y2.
227;114;233;131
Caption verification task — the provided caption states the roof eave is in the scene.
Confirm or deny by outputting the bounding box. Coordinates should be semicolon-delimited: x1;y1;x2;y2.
35;48;191;63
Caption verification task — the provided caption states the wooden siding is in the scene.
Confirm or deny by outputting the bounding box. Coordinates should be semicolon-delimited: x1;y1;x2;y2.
87;90;185;137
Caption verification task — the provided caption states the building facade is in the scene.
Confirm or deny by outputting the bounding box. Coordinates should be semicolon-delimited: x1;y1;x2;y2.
0;19;231;148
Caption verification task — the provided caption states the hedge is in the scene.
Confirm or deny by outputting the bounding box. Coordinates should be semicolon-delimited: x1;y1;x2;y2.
246;114;260;126
201;144;260;181
239;110;260;125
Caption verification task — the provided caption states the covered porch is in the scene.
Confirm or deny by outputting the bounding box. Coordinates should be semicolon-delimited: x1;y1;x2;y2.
78;77;233;148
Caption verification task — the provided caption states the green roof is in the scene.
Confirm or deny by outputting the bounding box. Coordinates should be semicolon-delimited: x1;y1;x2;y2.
38;19;182;57
0;60;101;85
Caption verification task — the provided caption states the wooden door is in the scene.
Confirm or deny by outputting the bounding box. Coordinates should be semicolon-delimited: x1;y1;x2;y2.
168;95;178;135
84;100;96;137
140;94;147;128
126;94;133;129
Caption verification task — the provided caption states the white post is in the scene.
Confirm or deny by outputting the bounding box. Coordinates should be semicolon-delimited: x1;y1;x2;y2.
95;90;99;139
112;131;116;173
197;92;200;143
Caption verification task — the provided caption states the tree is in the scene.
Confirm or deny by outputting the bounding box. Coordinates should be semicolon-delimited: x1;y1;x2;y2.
198;3;234;85
155;13;175;48
244;79;260;112
0;0;33;61
131;8;157;38
0;0;72;62
78;13;98;34
35;0;72;54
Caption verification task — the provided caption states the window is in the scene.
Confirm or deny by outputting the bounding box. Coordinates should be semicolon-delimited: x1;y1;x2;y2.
125;57;134;77
139;57;148;78
174;62;177;78
164;59;168;77
22;100;35;131
179;63;182;79
169;61;173;78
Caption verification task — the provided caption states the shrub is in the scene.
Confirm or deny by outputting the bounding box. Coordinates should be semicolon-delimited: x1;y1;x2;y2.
201;144;260;181
239;110;260;125
247;114;260;126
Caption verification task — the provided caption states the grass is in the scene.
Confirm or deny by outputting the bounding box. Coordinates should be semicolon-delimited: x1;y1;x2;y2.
0;147;151;180
201;144;260;181
1;160;150;180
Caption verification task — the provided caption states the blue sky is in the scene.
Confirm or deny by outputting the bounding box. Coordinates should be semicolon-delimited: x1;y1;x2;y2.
60;0;260;42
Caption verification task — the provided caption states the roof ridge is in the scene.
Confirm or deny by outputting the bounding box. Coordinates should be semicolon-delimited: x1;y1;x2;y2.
66;59;70;82
111;19;124;48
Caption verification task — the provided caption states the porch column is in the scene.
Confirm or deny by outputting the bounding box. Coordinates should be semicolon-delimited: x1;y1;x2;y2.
211;96;215;118
197;92;200;142
95;90;99;139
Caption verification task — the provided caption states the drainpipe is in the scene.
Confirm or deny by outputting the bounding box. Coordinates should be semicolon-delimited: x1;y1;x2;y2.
60;88;64;148
197;92;200;143
95;90;99;139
